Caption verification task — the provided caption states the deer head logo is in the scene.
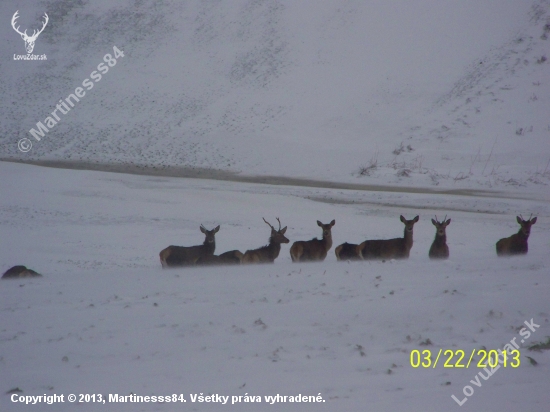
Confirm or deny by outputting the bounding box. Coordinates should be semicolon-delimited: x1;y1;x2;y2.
12;10;49;54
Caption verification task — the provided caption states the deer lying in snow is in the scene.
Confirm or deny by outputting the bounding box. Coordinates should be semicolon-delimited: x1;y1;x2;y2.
496;215;537;256
2;265;42;279
357;215;419;260
429;216;451;260
195;250;244;265
290;220;335;262
159;225;220;268
242;218;289;264
334;242;362;261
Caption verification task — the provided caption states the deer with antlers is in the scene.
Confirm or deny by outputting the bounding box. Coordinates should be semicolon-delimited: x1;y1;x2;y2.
429;215;451;260
12;11;49;54
357;215;419;260
159;225;220;268
290;220;335;262
496;215;537;256
242;218;289;264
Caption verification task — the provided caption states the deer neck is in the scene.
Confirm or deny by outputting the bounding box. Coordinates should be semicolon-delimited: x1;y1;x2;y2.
268;238;282;260
517;228;529;239
322;233;333;251
434;233;446;244
404;227;414;248
203;239;215;255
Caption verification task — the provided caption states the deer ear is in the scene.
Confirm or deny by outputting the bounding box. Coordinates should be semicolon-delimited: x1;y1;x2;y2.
280;226;287;234
400;215;405;222
214;225;220;233
516;216;522;224
445;218;451;225
200;225;206;234
413;216;419;222
431;219;437;226
330;219;335;226
530;217;537;224
317;220;322;227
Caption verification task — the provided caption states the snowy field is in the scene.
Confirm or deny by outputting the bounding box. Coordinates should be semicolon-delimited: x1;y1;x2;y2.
2;0;550;410
1;161;549;412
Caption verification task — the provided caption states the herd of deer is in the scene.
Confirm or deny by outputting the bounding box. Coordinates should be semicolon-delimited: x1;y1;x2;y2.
158;215;538;268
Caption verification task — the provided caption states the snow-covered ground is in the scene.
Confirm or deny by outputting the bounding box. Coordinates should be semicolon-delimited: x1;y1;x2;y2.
1;161;549;411
2;0;550;410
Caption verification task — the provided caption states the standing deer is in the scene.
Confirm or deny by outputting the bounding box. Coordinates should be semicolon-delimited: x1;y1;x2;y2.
290;220;335;262
12;11;49;54
159;225;220;268
242;218;289;264
429;215;451;260
196;250;244;265
496;215;537;256
358;215;419;260
335;242;362;261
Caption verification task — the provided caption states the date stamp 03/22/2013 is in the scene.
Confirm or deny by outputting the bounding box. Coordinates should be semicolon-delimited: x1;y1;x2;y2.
410;317;541;371
410;348;521;369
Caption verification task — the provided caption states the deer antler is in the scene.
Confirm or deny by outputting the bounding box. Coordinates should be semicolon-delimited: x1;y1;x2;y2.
443;214;447;223
11;11;48;40
434;215;439;224
11;11;25;36
30;13;49;40
262;217;274;230
276;217;282;231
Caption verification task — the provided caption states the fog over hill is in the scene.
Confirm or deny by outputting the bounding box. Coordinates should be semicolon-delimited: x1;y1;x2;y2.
1;0;549;189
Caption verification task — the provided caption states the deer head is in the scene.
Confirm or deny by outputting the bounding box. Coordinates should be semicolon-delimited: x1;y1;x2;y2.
317;220;335;238
431;215;451;236
200;224;220;244
12;11;49;54
400;215;419;233
263;217;289;244
517;215;536;237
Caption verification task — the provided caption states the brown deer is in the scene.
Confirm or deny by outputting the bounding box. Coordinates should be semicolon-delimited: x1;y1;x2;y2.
290;220;335;262
358;215;419;260
242;218;289;264
429;215;451;260
496;215;537;256
2;265;42;279
159;225;220;268
334;242;362;261
196;250;244;265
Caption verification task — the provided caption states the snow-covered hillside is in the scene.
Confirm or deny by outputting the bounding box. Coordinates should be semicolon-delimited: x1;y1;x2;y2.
1;0;549;189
